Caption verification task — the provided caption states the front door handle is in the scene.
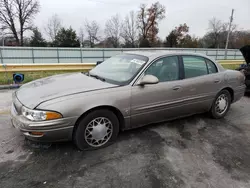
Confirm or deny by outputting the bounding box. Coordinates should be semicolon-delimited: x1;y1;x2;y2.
173;86;181;91
214;79;220;83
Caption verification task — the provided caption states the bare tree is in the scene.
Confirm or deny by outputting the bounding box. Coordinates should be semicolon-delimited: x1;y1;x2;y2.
44;14;62;42
0;0;40;46
78;27;84;47
137;2;165;42
208;17;224;48
105;14;121;48
121;11;138;47
207;17;238;48
85;20;99;48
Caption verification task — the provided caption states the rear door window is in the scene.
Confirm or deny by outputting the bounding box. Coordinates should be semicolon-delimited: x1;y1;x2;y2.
182;56;208;79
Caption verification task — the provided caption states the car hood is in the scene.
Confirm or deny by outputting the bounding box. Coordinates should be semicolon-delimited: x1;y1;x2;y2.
240;45;250;64
16;72;118;109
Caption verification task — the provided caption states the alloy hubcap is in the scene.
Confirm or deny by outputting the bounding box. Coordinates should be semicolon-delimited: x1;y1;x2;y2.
215;94;228;115
85;117;113;147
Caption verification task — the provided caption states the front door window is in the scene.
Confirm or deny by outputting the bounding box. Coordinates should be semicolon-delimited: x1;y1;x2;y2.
145;56;179;82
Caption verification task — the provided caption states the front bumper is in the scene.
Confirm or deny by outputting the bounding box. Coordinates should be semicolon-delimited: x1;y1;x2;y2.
10;98;77;142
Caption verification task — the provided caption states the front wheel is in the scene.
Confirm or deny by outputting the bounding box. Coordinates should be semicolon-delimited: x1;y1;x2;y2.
209;90;231;119
73;109;119;151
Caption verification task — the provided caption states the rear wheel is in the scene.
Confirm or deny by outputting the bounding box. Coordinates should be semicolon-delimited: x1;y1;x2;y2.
73;109;119;151
209;90;231;119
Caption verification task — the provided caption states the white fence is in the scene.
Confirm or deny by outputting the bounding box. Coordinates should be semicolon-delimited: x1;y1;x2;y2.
0;47;243;64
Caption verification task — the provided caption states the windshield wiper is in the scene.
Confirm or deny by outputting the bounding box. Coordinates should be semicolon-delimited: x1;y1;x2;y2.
89;73;106;82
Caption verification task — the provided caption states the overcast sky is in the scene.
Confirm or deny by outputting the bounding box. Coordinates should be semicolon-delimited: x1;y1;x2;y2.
35;0;250;39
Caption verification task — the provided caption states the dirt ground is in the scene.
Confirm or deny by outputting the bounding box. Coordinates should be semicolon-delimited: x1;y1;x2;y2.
0;89;250;188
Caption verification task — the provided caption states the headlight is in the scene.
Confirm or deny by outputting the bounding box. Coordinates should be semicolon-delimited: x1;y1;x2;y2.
21;106;62;121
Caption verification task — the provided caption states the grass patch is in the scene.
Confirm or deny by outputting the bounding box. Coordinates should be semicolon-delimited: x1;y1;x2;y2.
0;64;240;85
0;70;86;85
221;64;240;70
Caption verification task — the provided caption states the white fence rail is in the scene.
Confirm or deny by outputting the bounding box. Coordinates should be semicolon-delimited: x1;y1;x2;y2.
0;47;243;64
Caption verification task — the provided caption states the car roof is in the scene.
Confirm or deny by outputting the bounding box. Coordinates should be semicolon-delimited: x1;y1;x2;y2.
123;50;211;60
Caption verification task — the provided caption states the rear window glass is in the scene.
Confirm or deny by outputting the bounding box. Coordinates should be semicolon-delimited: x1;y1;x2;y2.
206;59;218;74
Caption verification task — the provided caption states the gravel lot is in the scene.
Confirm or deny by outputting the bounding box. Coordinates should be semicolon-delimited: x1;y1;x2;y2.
1;89;250;188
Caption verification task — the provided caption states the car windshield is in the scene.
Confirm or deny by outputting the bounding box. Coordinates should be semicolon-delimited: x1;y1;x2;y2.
88;54;149;85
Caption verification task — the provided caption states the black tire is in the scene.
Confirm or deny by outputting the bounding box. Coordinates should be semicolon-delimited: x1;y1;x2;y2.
209;89;231;119
73;109;119;151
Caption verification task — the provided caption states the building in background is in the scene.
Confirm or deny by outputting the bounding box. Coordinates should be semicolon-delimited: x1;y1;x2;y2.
0;36;18;46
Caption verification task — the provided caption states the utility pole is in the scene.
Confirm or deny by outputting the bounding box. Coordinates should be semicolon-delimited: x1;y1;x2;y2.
224;9;234;59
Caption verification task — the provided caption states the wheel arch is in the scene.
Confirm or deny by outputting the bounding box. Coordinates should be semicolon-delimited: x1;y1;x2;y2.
222;87;234;102
73;105;125;136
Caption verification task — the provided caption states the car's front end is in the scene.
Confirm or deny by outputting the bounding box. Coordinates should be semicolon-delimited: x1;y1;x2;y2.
10;71;121;142
10;91;76;142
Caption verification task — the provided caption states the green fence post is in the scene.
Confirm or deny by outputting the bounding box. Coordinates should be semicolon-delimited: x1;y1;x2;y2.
102;49;105;61
215;49;218;60
80;47;83;63
57;48;60;63
31;48;35;63
234;50;237;60
0;47;3;64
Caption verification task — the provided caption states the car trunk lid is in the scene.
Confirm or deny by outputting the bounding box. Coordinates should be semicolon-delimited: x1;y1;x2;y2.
240;45;250;64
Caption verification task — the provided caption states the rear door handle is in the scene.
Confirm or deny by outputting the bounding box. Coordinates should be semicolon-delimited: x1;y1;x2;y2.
214;79;220;83
173;86;181;91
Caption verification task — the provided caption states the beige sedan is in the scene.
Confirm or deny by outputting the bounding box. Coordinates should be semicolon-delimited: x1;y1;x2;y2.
11;51;245;150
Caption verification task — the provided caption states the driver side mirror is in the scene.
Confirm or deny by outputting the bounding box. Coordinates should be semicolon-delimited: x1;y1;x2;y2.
139;75;159;85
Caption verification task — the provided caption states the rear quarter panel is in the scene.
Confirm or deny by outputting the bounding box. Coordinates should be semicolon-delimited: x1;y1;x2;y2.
224;69;245;86
223;69;246;102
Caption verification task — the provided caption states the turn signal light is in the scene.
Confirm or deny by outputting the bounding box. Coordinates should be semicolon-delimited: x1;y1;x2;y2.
46;112;62;120
30;132;44;136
